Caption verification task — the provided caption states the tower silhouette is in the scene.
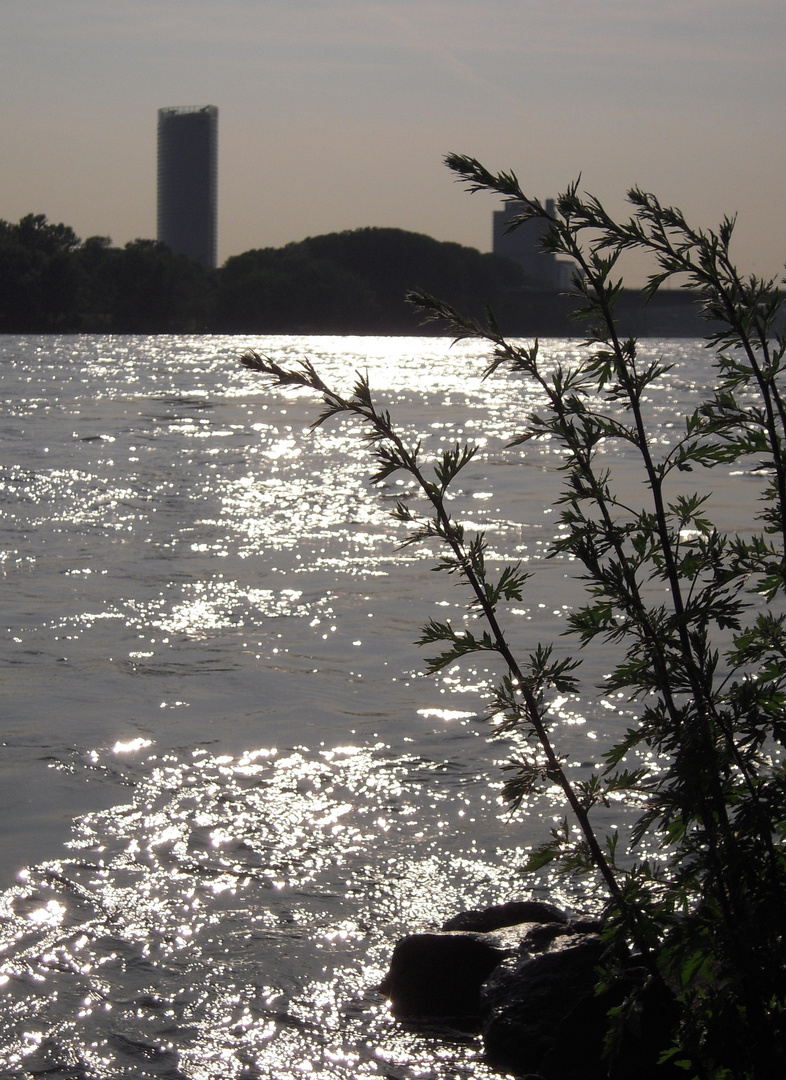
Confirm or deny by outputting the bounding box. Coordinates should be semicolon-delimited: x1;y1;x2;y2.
157;106;218;268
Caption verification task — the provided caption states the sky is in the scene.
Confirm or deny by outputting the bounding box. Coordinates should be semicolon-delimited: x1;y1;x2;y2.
1;0;785;282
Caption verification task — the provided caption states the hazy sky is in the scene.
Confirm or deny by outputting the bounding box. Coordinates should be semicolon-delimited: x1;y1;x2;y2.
2;0;784;281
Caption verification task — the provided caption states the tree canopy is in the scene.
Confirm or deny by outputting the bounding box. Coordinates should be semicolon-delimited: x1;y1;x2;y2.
0;216;529;335
0;213;718;336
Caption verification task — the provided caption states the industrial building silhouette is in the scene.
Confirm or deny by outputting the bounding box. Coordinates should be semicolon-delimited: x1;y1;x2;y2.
493;199;573;290
157;106;218;269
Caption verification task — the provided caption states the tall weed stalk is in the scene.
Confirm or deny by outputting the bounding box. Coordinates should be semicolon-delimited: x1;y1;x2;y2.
241;156;786;1078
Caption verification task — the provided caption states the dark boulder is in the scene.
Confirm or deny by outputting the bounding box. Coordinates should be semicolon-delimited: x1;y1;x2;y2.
481;937;682;1080
442;900;568;933
379;900;682;1078
378;926;532;1026
540;967;682;1080
481;932;605;1074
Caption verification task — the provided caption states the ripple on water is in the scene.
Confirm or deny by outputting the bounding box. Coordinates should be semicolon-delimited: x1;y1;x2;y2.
0;742;562;1079
1;334;767;1077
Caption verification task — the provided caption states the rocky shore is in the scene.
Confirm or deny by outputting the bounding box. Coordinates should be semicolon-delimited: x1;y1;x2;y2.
378;900;682;1079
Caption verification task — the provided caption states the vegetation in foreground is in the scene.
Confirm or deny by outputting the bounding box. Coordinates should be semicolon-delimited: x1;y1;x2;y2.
242;155;786;1078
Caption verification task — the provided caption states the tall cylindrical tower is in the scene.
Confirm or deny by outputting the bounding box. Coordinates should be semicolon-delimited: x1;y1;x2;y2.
157;106;218;269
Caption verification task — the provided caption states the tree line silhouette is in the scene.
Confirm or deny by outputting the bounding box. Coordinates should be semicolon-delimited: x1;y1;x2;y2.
0;213;530;335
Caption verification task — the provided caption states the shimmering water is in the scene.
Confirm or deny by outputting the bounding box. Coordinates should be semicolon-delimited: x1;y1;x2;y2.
0;334;763;1078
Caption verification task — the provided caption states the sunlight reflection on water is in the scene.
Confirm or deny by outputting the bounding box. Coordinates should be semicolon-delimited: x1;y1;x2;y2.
0;743;539;1078
0;333;767;1076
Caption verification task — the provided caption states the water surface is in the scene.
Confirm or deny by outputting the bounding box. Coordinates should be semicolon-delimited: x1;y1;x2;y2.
0;334;762;1077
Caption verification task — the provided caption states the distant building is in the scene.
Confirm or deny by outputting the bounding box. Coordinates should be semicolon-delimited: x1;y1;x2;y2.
157;106;218;269
493;199;572;290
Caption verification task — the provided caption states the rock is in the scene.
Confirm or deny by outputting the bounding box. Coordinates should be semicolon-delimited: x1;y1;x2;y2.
380;900;681;1077
378;926;532;1027
442;900;569;933
540;967;682;1080
481;939;682;1080
481;931;605;1075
